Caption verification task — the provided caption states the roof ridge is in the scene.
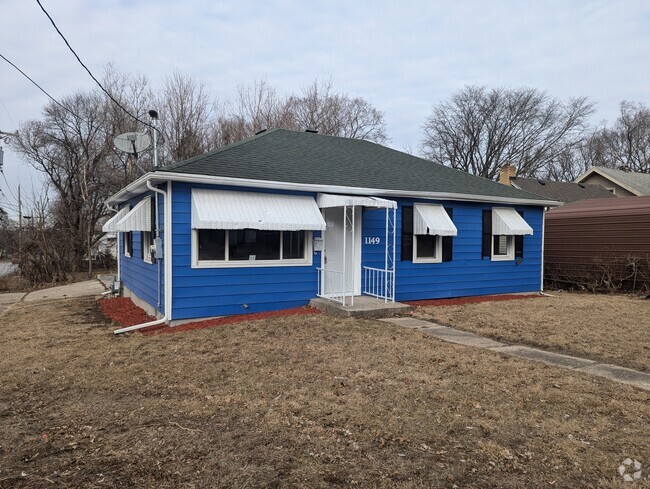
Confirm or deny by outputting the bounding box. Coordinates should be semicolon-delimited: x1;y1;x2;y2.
159;128;282;172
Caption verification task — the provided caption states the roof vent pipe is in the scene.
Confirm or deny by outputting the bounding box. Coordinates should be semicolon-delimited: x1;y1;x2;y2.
305;129;319;133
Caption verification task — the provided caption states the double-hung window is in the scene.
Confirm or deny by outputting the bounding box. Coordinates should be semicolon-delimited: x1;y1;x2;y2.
124;232;133;257
483;208;533;261
410;204;457;263
141;231;154;263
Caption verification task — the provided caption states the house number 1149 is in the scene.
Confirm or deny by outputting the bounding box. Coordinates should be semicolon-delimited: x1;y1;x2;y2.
365;236;381;245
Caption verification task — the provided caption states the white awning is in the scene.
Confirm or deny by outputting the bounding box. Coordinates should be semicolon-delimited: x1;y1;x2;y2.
102;206;130;232
115;197;152;232
192;189;326;231
317;193;397;209
492;207;533;235
413;204;457;236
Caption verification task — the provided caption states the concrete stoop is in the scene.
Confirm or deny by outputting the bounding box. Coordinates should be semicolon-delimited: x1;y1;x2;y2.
309;296;412;318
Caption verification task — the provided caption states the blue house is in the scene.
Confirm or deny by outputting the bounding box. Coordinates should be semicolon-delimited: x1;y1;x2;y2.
103;129;558;331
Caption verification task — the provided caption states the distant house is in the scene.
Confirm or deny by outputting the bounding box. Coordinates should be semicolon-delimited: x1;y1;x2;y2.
575;166;650;197
544;196;650;292
103;129;559;326
498;164;616;204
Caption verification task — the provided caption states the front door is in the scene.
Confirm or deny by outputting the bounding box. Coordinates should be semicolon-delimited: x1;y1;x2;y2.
322;207;361;296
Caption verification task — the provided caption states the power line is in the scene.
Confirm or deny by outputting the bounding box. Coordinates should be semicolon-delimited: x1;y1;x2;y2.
0;53;73;117
35;0;155;132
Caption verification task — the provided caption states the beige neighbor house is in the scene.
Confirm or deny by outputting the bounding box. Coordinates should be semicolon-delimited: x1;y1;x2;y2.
575;166;650;197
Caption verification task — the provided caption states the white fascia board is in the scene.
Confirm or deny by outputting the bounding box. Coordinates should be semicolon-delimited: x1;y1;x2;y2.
106;171;562;208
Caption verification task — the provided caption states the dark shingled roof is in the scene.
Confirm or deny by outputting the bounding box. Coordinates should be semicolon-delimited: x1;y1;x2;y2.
511;177;616;203
158;129;553;203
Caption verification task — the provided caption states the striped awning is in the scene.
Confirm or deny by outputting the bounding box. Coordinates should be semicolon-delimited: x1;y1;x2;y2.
191;189;326;231
413;204;457;236
115;197;152;232
102;206;130;232
317;193;397;209
492;207;533;235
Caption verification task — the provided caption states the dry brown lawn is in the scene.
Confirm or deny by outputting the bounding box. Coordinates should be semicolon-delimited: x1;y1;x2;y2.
0;296;649;488
413;292;650;372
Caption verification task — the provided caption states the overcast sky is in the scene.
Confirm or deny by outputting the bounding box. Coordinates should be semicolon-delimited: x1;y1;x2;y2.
1;0;649;217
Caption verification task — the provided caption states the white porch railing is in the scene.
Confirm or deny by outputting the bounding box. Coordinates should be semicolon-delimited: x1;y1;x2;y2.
362;266;395;302
317;268;352;306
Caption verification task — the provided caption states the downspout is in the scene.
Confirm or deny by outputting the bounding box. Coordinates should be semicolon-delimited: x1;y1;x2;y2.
106;204;121;285
113;179;170;334
540;206;546;293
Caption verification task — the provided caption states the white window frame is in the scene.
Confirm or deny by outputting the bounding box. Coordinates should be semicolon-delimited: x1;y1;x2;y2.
192;229;313;268
124;232;132;258
142;231;153;264
413;234;442;264
491;234;514;261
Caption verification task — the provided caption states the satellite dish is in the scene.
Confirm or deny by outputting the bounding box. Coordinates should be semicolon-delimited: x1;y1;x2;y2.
113;132;151;156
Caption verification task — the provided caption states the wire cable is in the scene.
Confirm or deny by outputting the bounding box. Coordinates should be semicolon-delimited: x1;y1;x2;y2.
35;0;155;132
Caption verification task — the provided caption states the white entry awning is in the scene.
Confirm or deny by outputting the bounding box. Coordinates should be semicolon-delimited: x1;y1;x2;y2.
492;207;533;235
413;204;457;236
102;206;130;232
192;189;326;231
115;197;152;232
317;193;397;209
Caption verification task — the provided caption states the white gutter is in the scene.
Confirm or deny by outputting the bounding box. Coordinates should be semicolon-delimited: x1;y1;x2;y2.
114;180;172;334
106;172;562;208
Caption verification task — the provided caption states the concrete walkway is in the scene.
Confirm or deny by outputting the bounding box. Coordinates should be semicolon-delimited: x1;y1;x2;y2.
0;292;26;316
23;280;106;302
381;317;650;392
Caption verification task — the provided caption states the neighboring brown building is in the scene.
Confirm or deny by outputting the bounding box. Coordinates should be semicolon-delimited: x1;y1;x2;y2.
498;164;616;204
576;166;650;197
544;196;650;292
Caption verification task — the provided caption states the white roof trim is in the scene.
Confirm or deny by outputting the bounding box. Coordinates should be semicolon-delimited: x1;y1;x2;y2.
102;206;130;232
115;197;152;232
575;167;643;196
414;204;457;236
191;188;326;231
316;193;397;209
492;207;533;235
106;172;561;207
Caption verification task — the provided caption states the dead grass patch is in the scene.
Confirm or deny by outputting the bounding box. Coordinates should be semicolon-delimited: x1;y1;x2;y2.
413;292;650;372
0;297;648;488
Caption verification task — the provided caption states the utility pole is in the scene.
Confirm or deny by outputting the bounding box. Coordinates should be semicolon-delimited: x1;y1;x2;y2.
18;184;22;255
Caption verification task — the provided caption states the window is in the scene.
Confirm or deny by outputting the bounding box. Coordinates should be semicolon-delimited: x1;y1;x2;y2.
124;232;132;257
141;231;153;263
483;208;528;261
194;229;311;267
491;234;514;261
413;234;441;263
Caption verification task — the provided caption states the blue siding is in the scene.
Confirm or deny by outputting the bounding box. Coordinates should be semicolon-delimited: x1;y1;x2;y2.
361;199;543;301
119;189;165;313
170;182;322;320
168;182;543;321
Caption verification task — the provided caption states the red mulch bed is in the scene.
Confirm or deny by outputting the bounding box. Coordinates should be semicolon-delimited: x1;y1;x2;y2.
405;293;541;307
98;297;321;335
98;297;156;327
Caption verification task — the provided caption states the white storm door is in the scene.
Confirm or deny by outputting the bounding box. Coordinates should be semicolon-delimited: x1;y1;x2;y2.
322;207;361;296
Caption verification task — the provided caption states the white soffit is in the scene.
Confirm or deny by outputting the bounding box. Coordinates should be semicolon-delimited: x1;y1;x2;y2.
102;206;130;232
192;189;327;231
413;204;457;236
115;197;152;232
492;207;533;235
317;193;397;209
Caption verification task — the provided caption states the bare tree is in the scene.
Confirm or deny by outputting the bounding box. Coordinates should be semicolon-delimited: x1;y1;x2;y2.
289;78;388;143
157;71;216;162
421;86;595;180
11;90;113;277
